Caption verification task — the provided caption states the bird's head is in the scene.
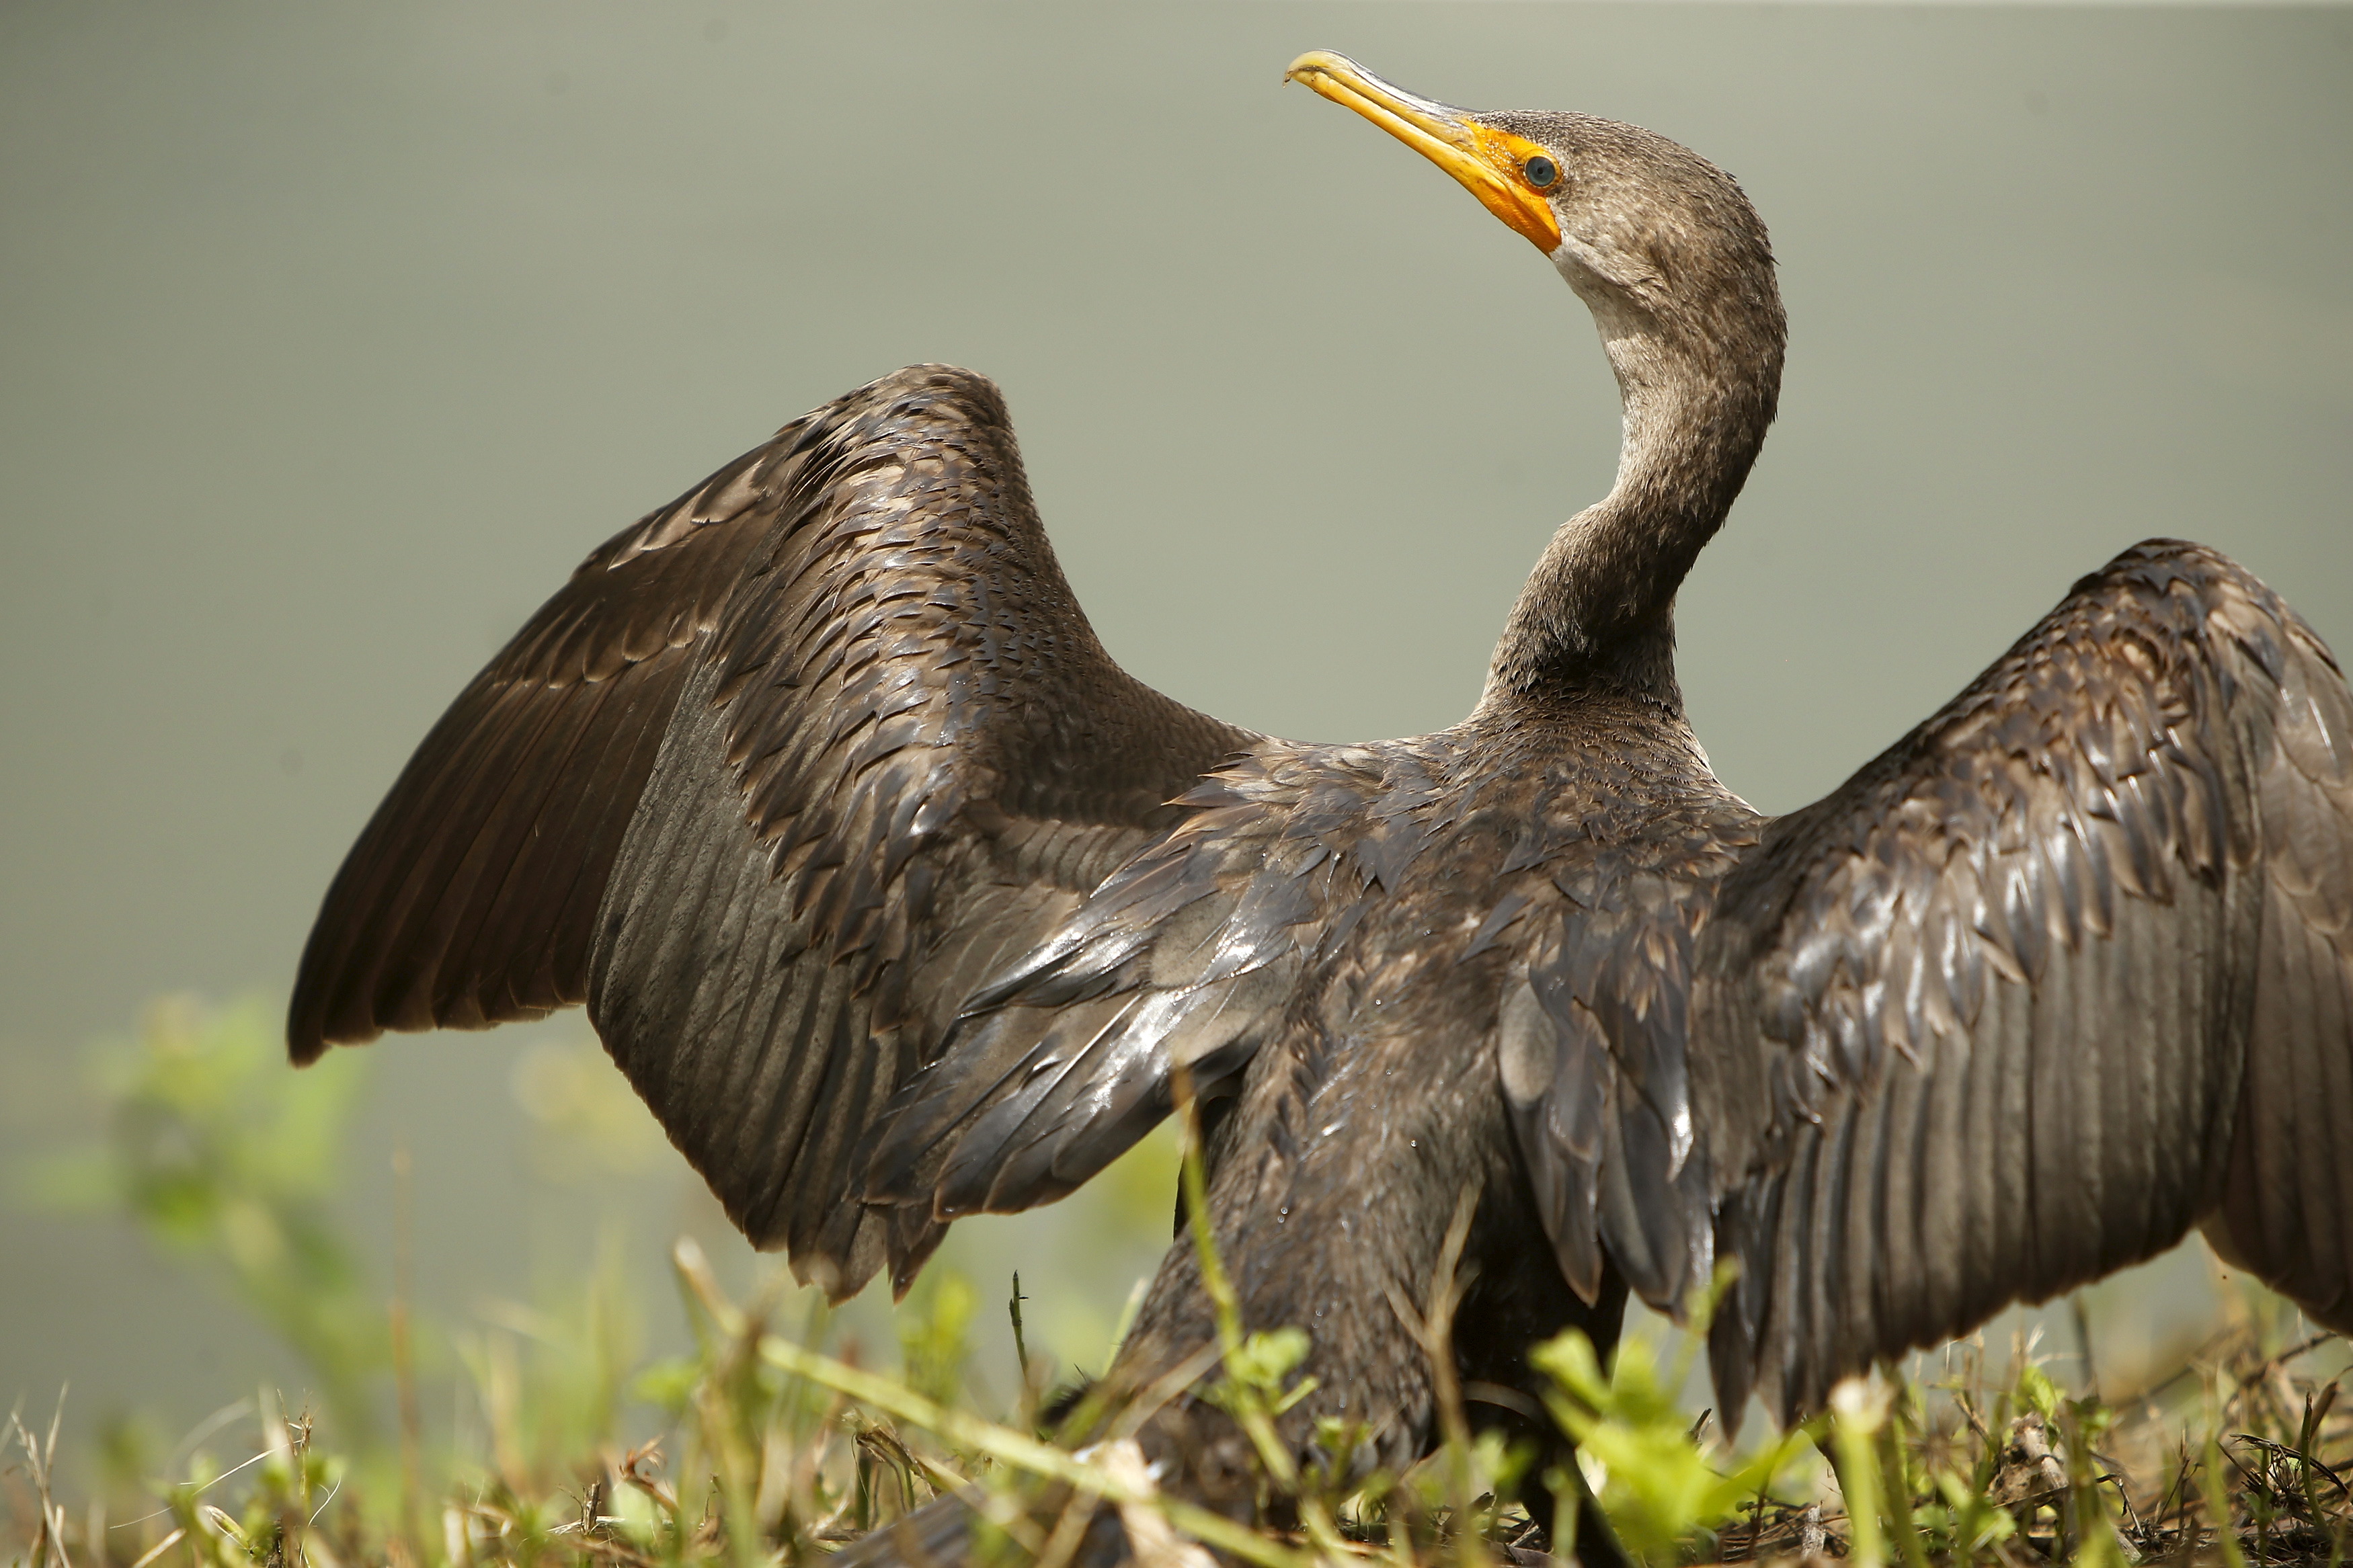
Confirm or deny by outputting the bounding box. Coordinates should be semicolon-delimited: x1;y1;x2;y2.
1287;51;1785;692
1285;51;1780;368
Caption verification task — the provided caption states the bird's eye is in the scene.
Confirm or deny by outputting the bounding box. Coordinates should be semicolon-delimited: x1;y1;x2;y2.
1524;155;1560;191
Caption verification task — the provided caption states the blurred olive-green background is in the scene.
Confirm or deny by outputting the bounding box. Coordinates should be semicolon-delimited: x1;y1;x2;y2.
3;0;2348;1454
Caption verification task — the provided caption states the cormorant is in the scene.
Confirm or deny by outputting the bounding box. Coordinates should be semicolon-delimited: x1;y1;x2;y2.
290;48;2353;1555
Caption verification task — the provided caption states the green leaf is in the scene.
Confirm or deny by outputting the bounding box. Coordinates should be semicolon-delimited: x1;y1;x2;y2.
2014;1361;2061;1423
1227;1327;1310;1393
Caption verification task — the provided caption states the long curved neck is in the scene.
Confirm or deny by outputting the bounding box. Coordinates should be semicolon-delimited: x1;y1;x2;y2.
1482;285;1782;709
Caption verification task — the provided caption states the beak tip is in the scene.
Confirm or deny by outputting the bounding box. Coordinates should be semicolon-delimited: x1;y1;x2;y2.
1283;49;1344;86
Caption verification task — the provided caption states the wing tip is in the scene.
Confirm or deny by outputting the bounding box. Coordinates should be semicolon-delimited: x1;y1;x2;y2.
285;993;389;1065
285;967;356;1066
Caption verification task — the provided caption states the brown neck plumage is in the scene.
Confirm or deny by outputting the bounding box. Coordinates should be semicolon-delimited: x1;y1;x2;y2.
1482;280;1784;710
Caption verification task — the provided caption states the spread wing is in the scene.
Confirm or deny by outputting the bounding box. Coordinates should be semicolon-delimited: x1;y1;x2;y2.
1689;540;2353;1421
289;365;1253;1294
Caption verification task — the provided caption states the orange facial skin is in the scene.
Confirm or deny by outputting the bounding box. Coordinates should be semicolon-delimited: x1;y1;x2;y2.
1285;50;1562;253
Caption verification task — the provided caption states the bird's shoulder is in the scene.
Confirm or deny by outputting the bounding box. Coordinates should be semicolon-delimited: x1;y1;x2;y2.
1149;704;1769;995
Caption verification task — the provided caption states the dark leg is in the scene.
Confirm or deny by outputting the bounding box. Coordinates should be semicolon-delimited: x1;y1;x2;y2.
1452;1239;1634;1568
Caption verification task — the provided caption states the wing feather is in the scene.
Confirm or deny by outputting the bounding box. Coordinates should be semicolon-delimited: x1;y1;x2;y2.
294;365;1254;1294
289;444;777;1055
860;753;1344;1251
1694;540;2353;1421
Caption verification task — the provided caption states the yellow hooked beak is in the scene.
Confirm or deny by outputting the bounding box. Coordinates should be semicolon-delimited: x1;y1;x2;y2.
1285;50;1563;254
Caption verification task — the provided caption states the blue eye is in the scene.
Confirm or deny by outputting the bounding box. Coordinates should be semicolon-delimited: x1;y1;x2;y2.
1525;155;1560;190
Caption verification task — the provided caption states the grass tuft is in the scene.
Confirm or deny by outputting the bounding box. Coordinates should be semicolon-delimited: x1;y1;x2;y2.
7;999;2350;1567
